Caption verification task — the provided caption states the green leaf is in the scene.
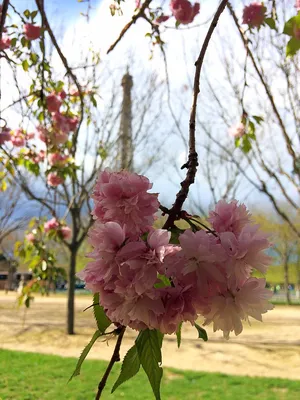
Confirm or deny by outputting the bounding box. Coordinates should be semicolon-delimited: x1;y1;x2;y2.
31;10;38;20
264;18;276;30
175;20;181;28
93;293;111;333
286;38;300;57
234;137;241;148
176;322;182;348
241;136;252;154
30;53;39;65
22;59;29;72
248;120;255;136
23;9;31;19
112;345;141;393
283;15;300;36
170;226;185;245
91;94;97;107
10;37;17;47
194;323;208;341
56;80;64;92
154;274;171;289
252;115;264;125
69;330;102;381
135;329;163;400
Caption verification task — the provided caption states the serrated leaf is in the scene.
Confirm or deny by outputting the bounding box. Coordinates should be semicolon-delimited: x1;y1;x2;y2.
93;293;111;333
248;120;255;136
112;345;141;393
286;38;300;57
194;323;208;341
264;17;276;30
135;329;163;400
176;322;182;348
69;330;102;381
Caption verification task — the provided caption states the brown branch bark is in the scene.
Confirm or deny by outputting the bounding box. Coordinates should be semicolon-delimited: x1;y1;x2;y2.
95;326;126;400
163;0;229;229
227;2;299;180
0;0;9;42
107;0;152;54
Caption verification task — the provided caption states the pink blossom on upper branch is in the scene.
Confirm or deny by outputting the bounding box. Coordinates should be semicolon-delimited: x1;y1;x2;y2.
10;129;25;147
26;233;36;243
32;150;46;163
44;218;60;232
47;172;65;187
170;0;200;25
296;0;300;12
0;36;11;50
0;128;11;145
24;24;41;40
61;226;72;240
92;170;159;237
48;152;68;166
242;2;266;28
46;93;62;113
229;122;245;138
155;15;170;24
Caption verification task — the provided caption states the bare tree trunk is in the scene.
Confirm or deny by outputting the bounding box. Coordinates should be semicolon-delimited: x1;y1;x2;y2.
283;253;291;305
67;246;78;334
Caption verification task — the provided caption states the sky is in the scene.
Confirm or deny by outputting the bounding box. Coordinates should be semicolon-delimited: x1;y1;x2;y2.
1;0;297;217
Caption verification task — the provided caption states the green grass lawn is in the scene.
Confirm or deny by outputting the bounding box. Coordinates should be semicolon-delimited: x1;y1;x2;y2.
0;350;300;400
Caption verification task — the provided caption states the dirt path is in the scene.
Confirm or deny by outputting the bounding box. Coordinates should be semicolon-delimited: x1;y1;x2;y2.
1;292;300;380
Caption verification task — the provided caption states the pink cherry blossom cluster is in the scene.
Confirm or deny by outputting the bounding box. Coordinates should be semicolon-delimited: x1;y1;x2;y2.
44;217;72;239
242;2;266;28
296;0;300;12
78;170;273;339
41;92;79;146
151;0;200;26
24;24;41;41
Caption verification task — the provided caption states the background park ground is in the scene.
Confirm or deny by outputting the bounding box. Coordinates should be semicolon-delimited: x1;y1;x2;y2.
0;291;300;399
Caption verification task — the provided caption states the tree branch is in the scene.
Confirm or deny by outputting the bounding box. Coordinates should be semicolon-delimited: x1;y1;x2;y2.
35;0;84;153
227;1;299;180
107;0;152;54
163;0;229;229
0;0;9;42
95;326;126;400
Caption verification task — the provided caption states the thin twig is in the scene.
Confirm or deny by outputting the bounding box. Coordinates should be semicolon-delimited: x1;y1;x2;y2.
107;0;152;54
163;0;229;230
95;326;126;400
